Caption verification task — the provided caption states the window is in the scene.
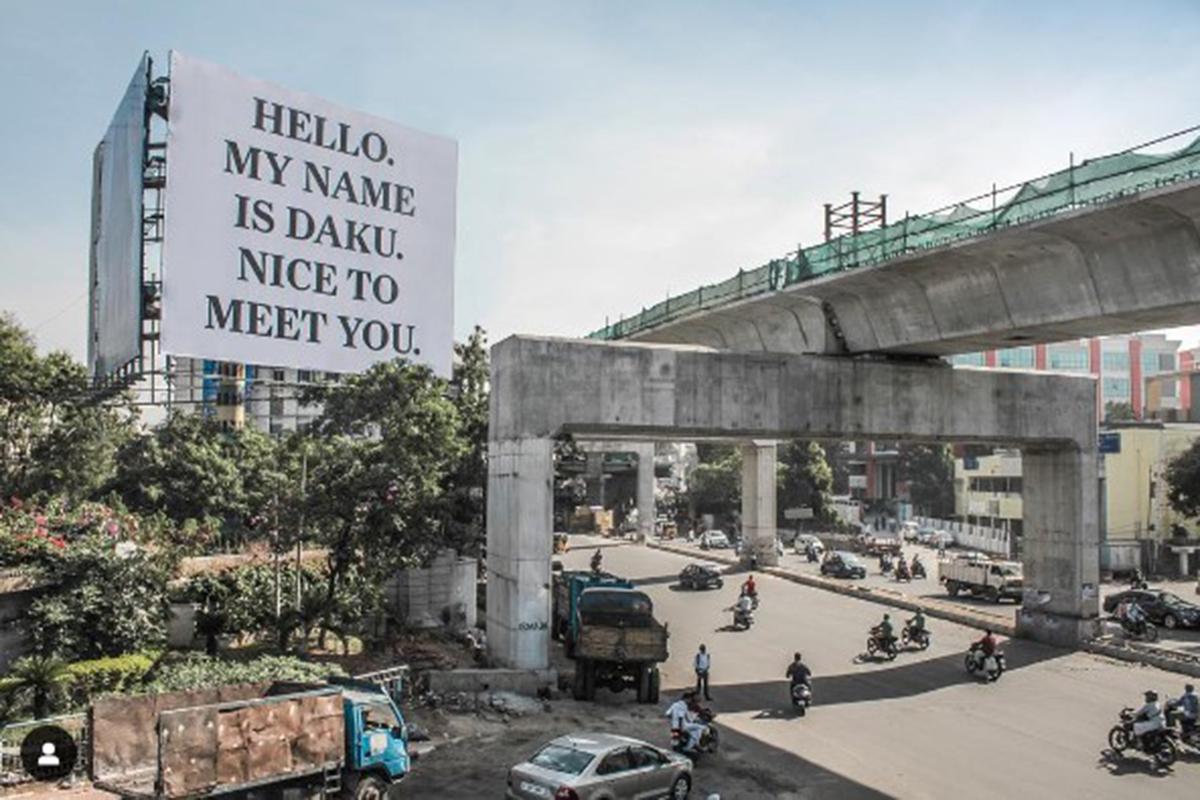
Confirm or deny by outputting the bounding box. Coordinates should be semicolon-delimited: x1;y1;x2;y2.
1102;351;1129;371
529;745;593;776
1159;353;1176;371
1048;349;1088;371
269;397;284;417
1102;377;1131;400
951;353;986;367
326;371;341;382
629;746;665;768
297;370;313;383
997;347;1034;368
596;749;634;775
272;369;285;382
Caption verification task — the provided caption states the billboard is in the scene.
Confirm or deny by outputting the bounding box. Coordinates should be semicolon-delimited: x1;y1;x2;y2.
88;55;149;379
161;52;457;377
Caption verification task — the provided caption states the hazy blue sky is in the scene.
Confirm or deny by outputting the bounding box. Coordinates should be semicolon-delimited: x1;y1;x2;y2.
3;0;1200;360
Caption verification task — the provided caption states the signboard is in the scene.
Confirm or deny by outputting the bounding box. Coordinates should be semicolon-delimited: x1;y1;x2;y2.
1098;432;1121;454
848;475;867;489
162;52;457;376
784;507;814;520
88;55;148;379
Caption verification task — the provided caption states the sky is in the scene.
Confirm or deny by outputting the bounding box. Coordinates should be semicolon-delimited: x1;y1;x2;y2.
3;0;1200;364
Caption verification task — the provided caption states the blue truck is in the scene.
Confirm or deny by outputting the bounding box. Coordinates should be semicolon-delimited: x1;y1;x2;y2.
553;570;668;704
90;676;410;799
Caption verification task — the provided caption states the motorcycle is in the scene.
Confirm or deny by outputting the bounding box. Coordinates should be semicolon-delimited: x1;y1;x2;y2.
894;562;912;583
732;606;755;631
901;625;930;650
1121;617;1159;643
879;555;894;576
1108;707;1179;767
740;590;760;611
964;645;1006;682
671;707;720;758
866;630;899;661
911;560;927;579
790;682;813;716
1165;701;1200;751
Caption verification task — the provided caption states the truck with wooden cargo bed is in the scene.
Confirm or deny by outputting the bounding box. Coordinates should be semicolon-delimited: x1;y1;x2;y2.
552;570;668;704
89;676;410;800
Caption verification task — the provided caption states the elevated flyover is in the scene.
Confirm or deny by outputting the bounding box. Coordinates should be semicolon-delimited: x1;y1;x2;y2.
589;127;1200;357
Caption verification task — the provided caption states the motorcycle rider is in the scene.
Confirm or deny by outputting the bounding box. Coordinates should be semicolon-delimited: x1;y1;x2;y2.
969;629;997;669
911;554;926;578
1124;598;1149;635
805;542;818;563
906;609;926;637
741;573;758;599
1129;567;1147;590
895;557;911;581
1133;690;1166;738
786;652;812;695
1169;683;1198;739
872;613;896;648
590;548;603;574
879;552;893;574
666;691;705;752
734;591;754;626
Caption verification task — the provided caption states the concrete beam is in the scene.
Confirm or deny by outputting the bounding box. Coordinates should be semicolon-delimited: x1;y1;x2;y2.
624;179;1200;357
487;336;1100;667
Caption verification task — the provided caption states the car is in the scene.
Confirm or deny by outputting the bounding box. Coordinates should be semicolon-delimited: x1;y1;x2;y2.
1103;589;1200;630
506;733;693;800
820;550;867;579
794;533;826;555
698;530;731;550
678;563;724;591
927;531;954;549
900;521;920;543
916;526;937;545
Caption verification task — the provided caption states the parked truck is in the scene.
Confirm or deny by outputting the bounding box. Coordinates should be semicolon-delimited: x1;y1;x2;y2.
552;570;668;704
90;676;410;800
939;556;1024;603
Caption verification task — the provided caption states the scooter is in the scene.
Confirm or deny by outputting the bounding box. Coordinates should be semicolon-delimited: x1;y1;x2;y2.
732;606;755;631
671;707;720;758
790;682;813;716
965;645;1006;682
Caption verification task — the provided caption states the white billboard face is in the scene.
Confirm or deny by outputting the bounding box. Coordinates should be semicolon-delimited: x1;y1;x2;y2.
162;52;457;377
89;55;148;379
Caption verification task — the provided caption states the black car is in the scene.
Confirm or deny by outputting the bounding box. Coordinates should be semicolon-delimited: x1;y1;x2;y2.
678;563;724;590
1103;589;1200;630
820;551;867;580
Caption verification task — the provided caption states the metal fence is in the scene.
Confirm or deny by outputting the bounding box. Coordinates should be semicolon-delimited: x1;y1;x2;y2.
0;712;89;787
590;125;1200;341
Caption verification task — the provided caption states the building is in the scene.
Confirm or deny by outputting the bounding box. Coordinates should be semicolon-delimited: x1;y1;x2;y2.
954;450;1023;537
949;333;1182;420
168;358;329;433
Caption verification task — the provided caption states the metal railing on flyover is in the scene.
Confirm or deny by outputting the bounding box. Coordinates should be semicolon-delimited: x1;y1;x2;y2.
589;124;1200;342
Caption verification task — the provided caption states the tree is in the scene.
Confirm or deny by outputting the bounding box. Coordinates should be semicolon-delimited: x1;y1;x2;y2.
0;313;135;503
1105;401;1136;422
441;326;489;556
777;440;835;524
300;359;465;641
1166;439;1200;520
685;447;742;521
1;656;72;719
897;443;955;517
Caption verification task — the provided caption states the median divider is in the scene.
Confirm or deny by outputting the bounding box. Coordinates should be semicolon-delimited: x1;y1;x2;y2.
648;539;1018;637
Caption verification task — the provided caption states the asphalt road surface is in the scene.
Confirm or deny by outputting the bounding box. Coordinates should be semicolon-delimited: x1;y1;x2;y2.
565;540;1200;799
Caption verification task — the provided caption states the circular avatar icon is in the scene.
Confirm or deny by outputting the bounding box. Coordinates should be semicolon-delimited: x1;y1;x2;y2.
19;725;77;782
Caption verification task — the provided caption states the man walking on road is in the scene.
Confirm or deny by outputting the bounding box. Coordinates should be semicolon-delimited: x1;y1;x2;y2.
694;644;713;701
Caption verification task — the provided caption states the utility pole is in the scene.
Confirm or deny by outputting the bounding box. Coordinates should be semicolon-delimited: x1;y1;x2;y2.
273;493;281;620
296;449;307;610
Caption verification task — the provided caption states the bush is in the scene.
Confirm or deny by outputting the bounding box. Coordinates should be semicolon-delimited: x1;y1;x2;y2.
144;654;343;693
64;651;161;702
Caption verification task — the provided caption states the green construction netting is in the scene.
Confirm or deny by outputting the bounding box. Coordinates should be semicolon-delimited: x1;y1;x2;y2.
589;130;1200;341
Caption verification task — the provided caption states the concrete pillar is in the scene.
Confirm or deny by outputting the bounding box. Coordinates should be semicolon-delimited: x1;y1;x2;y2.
740;442;779;567
634;443;656;541
486;437;554;668
585;451;605;507
1017;446;1101;646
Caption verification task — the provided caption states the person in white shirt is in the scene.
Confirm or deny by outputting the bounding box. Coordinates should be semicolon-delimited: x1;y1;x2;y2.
694;644;713;701
1133;690;1166;738
665;691;705;752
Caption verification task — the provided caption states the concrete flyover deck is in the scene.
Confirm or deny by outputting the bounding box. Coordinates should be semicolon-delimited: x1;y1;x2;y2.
625;177;1200;357
486;336;1099;668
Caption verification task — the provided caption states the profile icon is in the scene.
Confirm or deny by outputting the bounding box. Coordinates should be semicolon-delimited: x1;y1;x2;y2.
38;742;60;768
20;726;75;781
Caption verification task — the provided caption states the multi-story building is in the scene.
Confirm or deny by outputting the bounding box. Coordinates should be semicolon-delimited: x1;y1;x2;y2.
954;450;1023;537
949;333;1182;420
168;358;329;433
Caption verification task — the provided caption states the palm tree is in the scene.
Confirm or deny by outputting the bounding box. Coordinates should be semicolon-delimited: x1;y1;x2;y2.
3;656;71;719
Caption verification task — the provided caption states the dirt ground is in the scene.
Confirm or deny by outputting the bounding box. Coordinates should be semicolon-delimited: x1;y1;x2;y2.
396;696;813;799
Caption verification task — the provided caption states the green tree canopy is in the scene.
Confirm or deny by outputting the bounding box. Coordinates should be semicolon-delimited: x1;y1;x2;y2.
1166;439;1200;521
897;443;955;517
777;440;835;524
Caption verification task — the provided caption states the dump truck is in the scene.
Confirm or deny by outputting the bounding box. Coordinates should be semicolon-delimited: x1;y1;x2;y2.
553;571;667;704
939;556;1024;603
90;676;410;800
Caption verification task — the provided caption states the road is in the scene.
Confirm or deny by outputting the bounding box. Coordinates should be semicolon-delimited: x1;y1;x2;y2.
564;539;1200;799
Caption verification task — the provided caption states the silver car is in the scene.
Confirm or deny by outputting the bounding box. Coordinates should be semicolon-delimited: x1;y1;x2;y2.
506;733;692;800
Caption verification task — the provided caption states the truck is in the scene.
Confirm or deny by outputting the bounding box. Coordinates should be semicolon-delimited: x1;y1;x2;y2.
552;571;668;705
939;556;1024;603
90;676;410;800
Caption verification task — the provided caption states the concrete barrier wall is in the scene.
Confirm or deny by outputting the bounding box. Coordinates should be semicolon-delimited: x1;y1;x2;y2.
913;516;1011;557
382;550;477;630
